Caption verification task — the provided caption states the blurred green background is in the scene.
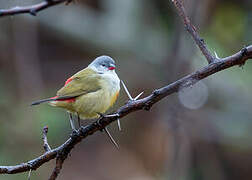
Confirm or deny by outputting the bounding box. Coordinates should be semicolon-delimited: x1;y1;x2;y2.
0;0;252;179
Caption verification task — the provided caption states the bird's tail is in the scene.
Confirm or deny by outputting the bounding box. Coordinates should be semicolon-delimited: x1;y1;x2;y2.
31;97;57;106
31;95;78;106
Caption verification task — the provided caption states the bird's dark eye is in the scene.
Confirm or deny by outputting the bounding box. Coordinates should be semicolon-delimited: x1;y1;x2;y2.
102;64;106;67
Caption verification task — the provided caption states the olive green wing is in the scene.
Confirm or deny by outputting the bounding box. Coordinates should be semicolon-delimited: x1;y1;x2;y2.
56;68;102;98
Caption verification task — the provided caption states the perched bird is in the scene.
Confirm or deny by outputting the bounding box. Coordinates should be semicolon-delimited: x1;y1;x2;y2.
31;56;121;147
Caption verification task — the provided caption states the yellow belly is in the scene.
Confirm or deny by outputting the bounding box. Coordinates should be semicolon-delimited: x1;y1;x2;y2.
50;89;119;119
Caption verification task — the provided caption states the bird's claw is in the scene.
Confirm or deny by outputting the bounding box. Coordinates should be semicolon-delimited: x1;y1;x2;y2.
97;112;120;131
70;129;78;139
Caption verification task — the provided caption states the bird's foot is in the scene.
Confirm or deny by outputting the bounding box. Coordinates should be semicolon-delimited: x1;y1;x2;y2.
97;112;121;131
77;114;81;128
70;128;78;139
96;112;105;130
68;112;78;132
96;112;119;124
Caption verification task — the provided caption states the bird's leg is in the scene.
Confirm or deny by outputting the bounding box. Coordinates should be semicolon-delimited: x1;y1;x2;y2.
77;113;81;128
68;113;77;131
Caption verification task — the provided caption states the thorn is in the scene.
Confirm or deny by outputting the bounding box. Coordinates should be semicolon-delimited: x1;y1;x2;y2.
29;9;37;16
121;80;144;101
134;91;144;100
97;112;121;131
117;119;121;131
28;169;32;180
121;80;133;100
214;51;220;59
104;127;119;149
103;113;120;118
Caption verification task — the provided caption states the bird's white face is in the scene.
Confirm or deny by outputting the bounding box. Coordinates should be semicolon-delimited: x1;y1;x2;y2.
88;55;117;75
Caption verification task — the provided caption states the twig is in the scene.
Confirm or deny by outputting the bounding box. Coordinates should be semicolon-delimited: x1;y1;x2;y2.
171;0;215;64
42;126;51;152
49;157;64;180
0;0;73;17
0;45;251;176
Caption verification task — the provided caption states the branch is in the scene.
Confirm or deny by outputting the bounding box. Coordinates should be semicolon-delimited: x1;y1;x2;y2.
0;0;73;17
0;45;251;175
172;0;216;64
0;0;251;178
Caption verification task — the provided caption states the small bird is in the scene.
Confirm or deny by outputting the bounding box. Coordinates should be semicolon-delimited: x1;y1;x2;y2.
31;56;120;147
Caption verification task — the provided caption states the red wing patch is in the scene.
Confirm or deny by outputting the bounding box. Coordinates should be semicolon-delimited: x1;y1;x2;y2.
50;96;58;99
50;95;75;103
64;98;75;103
64;77;73;86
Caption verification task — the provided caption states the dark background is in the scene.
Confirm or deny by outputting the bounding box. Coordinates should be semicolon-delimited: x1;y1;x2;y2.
0;0;252;179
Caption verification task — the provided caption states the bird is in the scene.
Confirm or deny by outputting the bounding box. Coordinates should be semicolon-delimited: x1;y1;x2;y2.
31;55;121;148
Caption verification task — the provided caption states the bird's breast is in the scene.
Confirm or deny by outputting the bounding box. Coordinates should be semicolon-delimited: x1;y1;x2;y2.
100;72;120;106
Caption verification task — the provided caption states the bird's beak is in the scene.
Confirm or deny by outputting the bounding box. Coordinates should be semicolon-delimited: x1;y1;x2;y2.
108;64;116;70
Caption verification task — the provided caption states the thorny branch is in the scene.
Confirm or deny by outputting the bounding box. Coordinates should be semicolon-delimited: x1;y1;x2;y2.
0;0;73;17
172;0;215;64
0;45;251;177
0;0;251;179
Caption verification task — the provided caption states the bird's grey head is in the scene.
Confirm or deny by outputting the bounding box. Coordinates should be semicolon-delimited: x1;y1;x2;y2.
88;55;116;73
